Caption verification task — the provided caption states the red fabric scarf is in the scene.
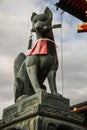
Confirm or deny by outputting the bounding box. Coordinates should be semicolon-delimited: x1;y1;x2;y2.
29;39;54;55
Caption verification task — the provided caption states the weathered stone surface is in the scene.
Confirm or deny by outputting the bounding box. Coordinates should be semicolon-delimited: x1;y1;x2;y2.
0;115;86;130
0;92;86;130
2;91;69;119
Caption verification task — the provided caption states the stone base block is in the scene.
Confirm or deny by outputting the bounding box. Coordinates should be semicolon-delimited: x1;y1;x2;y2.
0;115;86;130
2;91;69;119
0;91;86;130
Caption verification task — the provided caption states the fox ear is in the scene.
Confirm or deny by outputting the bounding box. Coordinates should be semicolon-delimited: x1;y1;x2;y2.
31;12;37;21
44;7;52;20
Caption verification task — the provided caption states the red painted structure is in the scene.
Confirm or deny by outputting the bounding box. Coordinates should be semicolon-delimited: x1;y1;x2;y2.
55;0;87;32
70;101;87;125
71;101;87;114
77;23;87;32
55;0;87;22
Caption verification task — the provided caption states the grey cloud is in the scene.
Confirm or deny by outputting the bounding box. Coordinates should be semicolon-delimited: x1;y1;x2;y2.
56;42;87;105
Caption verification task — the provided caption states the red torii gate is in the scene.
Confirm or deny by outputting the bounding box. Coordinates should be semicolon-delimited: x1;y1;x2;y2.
55;0;87;32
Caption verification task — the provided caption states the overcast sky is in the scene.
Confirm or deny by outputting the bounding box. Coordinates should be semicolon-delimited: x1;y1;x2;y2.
0;0;87;119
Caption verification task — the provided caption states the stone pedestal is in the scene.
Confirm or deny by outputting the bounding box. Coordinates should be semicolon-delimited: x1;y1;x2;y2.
0;91;86;130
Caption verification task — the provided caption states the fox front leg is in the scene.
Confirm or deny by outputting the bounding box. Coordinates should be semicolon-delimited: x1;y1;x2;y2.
47;70;62;97
26;56;43;93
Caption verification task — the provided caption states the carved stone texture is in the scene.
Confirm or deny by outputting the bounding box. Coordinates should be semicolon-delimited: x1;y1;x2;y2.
0;91;86;130
0;116;86;130
2;91;69;120
38;116;87;130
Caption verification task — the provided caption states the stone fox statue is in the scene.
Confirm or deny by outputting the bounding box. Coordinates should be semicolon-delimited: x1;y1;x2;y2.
14;7;60;102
